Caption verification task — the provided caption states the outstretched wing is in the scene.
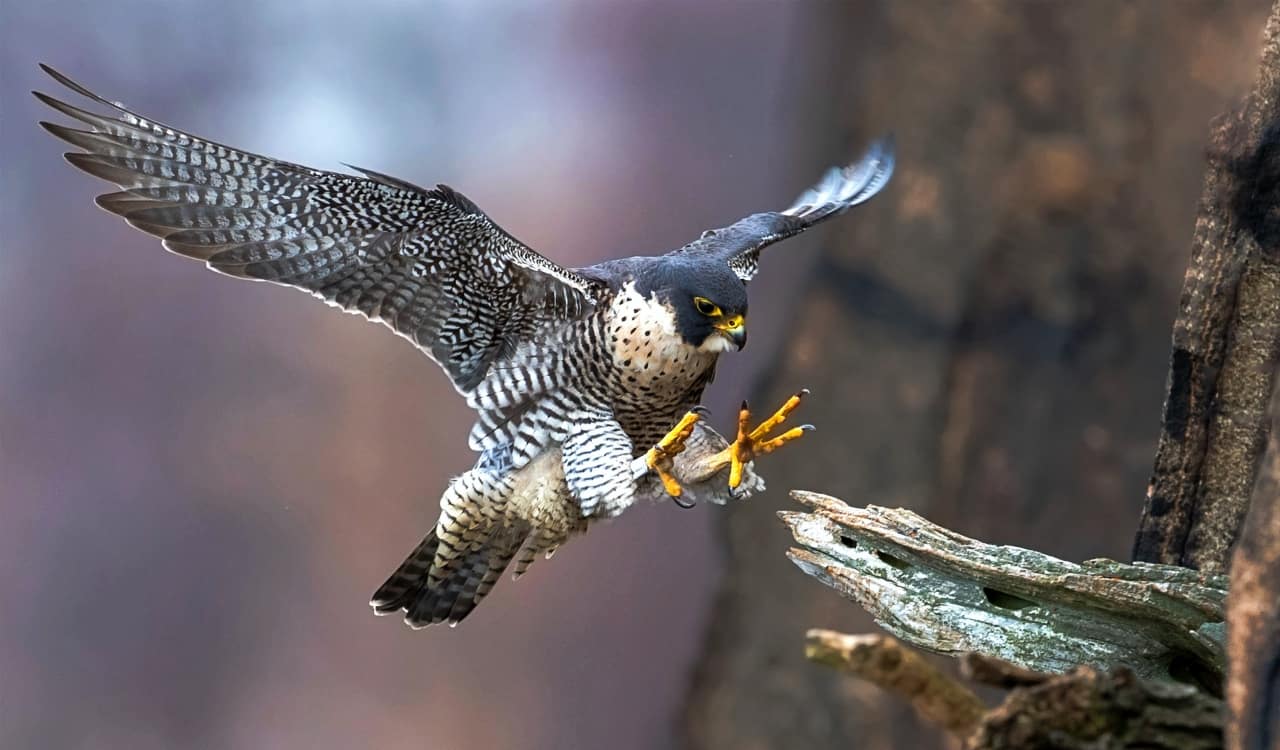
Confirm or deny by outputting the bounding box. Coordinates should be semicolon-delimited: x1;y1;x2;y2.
671;137;895;281
34;64;601;393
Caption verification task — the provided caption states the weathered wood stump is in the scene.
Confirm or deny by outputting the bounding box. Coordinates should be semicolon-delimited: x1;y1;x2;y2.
782;491;1228;692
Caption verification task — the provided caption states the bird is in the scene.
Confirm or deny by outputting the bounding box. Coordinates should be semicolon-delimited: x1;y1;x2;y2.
34;64;895;628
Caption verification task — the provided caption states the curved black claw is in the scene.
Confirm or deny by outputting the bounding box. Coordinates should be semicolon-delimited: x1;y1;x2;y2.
671;494;696;510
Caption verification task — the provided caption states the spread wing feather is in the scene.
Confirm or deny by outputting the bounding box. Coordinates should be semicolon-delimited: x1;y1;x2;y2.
672;137;895;281
34;64;601;393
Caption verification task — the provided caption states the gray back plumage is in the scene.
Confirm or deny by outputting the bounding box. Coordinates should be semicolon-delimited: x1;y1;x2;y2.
34;65;601;393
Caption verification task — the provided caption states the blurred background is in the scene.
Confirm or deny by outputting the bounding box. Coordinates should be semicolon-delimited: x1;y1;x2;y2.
0;2;1270;749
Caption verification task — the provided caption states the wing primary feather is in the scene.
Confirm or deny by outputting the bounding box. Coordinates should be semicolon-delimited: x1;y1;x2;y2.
676;135;895;282
38;64;129;112
783;135;895;221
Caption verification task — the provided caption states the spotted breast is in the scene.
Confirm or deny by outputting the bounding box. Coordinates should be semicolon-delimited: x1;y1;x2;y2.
603;281;718;449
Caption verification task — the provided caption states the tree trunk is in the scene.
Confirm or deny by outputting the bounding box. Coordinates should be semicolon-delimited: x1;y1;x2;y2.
1132;0;1280;574
1227;378;1280;750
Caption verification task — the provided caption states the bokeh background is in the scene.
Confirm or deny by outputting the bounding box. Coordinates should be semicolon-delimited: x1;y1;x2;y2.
0;2;1270;749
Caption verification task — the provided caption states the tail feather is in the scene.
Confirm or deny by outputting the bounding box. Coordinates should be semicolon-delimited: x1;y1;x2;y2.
370;527;523;628
369;530;439;616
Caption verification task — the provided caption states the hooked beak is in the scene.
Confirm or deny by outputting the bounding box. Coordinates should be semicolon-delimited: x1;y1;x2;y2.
715;314;747;350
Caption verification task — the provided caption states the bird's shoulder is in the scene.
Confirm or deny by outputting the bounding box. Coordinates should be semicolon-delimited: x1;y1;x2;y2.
575;256;654;290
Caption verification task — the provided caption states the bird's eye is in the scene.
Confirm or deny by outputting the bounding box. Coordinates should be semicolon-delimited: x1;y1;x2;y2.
693;296;721;317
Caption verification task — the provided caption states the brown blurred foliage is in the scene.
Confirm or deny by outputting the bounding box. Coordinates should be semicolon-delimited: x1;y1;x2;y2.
683;2;1271;749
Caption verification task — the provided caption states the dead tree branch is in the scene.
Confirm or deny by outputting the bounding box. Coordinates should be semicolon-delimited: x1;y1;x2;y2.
808;635;1225;749
782;491;1228;693
972;665;1224;750
803;629;985;737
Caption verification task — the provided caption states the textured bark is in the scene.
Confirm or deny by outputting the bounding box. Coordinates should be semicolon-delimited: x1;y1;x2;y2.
683;3;1268;749
811;637;1225;750
1226;378;1280;750
784;492;1227;692
1133;0;1280;573
972;666;1224;750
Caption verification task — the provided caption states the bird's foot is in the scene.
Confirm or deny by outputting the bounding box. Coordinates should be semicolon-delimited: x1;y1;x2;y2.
647;407;707;507
713;390;813;489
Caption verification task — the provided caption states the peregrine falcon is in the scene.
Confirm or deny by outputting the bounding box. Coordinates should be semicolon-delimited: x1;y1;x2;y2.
35;65;894;627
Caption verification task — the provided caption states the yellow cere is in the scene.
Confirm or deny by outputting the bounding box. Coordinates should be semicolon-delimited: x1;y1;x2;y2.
716;314;744;331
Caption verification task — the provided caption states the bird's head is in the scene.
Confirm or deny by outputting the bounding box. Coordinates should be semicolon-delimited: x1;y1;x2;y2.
640;258;748;353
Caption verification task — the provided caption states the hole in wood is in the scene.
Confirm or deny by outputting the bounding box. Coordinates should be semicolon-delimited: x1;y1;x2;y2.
1168;650;1224;697
839;535;857;548
876;551;910;570
982;587;1037;611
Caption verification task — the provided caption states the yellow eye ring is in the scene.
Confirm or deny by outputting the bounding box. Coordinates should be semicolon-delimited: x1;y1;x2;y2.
693;296;721;317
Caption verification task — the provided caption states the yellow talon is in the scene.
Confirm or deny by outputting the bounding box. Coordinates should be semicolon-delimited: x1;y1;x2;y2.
749;391;805;441
757;425;810;455
647;408;704;497
713;390;813;489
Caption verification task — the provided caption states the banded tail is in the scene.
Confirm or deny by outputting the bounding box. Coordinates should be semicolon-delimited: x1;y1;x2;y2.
371;527;527;628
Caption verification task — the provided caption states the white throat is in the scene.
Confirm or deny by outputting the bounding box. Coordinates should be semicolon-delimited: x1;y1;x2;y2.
697;334;737;353
607;282;717;389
